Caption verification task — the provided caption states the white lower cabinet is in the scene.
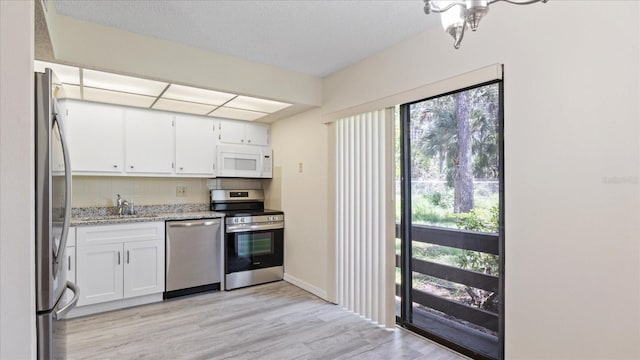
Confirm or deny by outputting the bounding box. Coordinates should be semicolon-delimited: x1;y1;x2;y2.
123;240;164;298
77;243;124;306
63;227;76;305
75;222;165;308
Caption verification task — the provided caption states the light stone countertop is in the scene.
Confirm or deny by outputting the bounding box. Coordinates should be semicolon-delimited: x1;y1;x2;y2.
70;204;225;226
71;211;225;226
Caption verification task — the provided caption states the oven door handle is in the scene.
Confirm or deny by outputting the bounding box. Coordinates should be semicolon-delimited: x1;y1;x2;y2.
226;222;284;233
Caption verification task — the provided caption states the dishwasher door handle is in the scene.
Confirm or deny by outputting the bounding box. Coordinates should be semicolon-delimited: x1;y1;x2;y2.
168;220;219;228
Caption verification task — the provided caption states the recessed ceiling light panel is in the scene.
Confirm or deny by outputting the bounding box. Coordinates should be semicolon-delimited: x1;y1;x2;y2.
209;107;267;121
162;84;236;106
83;69;168;96
84;87;156;108
225;96;291;113
153;98;216;116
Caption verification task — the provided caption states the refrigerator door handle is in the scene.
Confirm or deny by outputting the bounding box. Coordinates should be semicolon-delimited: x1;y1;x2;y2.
53;107;73;270
55;281;79;318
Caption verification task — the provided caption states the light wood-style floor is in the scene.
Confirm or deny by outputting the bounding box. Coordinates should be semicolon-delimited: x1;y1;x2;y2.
63;281;466;359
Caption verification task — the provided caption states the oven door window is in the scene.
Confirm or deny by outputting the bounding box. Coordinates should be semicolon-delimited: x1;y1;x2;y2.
237;233;273;257
227;229;283;273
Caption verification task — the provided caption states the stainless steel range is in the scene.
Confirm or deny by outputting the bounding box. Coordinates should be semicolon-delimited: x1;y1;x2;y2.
210;189;284;290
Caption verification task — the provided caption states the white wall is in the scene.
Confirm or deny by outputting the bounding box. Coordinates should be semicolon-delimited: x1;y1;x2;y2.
0;1;36;359
274;1;640;359
267;109;329;298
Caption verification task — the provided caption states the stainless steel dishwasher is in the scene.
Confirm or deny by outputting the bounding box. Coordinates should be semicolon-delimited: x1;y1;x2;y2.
165;218;222;299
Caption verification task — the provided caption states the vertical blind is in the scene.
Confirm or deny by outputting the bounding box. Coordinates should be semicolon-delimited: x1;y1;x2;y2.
334;109;395;328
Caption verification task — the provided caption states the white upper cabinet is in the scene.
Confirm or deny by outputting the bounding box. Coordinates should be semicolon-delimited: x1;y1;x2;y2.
218;120;269;146
64;100;270;178
245;123;270;146
66;101;125;173
124;108;174;174
175;115;216;176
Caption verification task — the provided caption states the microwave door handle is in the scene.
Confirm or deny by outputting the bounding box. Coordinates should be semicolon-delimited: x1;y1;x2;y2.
259;149;264;177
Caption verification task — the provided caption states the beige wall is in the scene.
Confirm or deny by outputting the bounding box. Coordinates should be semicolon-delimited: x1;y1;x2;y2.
72;176;209;207
267;108;329;298
0;1;36;358
273;1;640;359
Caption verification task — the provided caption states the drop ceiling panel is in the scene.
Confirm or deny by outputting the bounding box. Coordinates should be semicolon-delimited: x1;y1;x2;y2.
83;69;168;96
152;98;216;115
83;87;156;108
209;107;267;121
225;96;291;113
162;84;236;105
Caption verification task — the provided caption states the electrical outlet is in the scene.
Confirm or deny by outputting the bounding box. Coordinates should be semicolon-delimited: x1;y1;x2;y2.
176;186;187;197
298;162;303;173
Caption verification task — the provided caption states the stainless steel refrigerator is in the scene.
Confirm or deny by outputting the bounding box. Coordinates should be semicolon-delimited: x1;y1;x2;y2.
35;68;79;360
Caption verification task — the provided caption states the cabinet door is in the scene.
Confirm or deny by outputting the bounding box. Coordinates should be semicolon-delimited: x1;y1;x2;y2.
76;243;123;306
62;227;76;304
124;108;174;174
123;240;165;298
218;120;246;145
63;246;76;304
67;101;124;173
175;115;215;176
245;123;270;146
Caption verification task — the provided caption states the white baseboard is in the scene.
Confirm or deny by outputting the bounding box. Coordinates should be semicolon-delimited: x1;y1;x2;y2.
63;293;163;319
283;273;327;300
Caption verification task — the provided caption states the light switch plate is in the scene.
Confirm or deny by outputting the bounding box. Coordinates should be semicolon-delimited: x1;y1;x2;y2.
176;186;187;197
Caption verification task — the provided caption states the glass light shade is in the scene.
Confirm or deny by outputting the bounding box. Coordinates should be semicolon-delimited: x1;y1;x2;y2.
439;1;466;31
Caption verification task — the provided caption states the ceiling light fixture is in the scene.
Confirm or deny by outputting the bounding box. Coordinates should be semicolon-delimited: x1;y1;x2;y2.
424;0;548;49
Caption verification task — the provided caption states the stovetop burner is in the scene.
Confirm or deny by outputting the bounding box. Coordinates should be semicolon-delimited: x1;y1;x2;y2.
210;189;283;218
218;208;283;217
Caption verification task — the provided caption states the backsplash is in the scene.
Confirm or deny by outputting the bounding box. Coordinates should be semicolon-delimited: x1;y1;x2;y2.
72;176;209;208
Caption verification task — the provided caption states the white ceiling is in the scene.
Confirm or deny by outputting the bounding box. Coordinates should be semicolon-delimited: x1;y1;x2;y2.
54;0;439;77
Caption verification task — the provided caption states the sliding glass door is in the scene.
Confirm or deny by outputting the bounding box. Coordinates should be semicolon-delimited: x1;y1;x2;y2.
396;81;504;360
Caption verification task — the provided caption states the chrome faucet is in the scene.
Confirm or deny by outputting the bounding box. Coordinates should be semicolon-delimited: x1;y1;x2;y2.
116;194;134;215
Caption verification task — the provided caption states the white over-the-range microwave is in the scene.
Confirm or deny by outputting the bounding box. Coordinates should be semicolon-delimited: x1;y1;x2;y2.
216;145;273;178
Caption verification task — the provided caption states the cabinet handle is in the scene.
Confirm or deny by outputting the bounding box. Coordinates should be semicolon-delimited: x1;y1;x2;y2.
241;139;244;143
68;255;71;271
117;251;121;265
127;250;130;264
248;139;251;144
179;167;184;170
130;165;134;169
113;165;118;168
